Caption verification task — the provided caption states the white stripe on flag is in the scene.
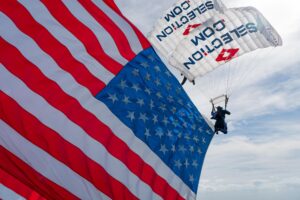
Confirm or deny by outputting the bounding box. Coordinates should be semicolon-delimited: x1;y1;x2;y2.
0;34;196;199
61;0;128;65
16;0;116;81
0;120;111;200
1;7;196;200
0;13;114;85
0;184;25;200
0;65;163;200
93;0;143;54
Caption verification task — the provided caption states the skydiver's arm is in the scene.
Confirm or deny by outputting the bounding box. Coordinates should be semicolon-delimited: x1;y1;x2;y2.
225;110;231;115
211;106;216;114
210;103;216;119
210;100;215;112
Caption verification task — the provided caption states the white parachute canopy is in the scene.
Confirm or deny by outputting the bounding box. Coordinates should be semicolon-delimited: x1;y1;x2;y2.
168;7;283;82
148;0;226;59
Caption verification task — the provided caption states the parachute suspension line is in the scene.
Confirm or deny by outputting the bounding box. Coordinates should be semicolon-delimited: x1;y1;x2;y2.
221;55;235;98
210;68;217;98
213;62;225;98
225;47;260;96
233;49;255;92
225;64;230;95
226;50;244;96
230;47;276;96
202;47;275;108
202;61;217;99
228;45;251;96
212;70;218;97
205;56;234;107
224;58;235;109
225;58;234;96
210;94;229;109
199;47;274;109
225;94;229;109
231;54;255;94
241;47;275;92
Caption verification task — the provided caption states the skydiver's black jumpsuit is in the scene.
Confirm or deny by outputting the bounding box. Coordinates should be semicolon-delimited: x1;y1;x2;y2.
211;108;231;134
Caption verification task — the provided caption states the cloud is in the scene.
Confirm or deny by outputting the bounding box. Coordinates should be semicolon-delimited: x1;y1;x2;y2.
224;0;300;36
184;33;300;121
116;1;300;200
115;0;176;35
122;0;300;122
197;134;300;196
228;62;300;120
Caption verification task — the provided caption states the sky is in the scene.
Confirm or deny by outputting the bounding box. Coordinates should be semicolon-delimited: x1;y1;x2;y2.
1;1;299;200
116;0;300;200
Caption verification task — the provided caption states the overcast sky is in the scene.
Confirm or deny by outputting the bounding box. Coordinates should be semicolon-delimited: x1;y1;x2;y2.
1;1;299;200
116;0;300;200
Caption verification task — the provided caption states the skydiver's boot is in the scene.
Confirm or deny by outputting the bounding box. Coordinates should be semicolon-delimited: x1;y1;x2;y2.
220;128;227;134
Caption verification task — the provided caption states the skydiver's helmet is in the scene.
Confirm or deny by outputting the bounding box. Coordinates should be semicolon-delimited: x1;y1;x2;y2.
217;106;223;111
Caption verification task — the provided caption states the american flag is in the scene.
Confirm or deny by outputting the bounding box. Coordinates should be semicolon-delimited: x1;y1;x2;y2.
0;1;214;199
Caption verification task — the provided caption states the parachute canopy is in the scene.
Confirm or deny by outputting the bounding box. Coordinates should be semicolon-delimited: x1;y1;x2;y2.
168;7;283;81
148;0;226;59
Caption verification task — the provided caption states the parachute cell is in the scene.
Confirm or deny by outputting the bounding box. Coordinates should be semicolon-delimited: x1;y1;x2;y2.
168;7;283;81
148;0;226;59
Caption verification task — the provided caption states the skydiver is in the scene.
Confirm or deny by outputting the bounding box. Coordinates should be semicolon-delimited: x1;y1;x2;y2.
211;102;230;134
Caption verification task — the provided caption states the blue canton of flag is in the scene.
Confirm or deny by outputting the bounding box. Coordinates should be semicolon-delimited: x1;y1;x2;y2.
96;47;214;192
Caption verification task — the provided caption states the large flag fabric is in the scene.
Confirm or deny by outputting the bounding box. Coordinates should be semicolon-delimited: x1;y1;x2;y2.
0;1;214;200
0;168;45;200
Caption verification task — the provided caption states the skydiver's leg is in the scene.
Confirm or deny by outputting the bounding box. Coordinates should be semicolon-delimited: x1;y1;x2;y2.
214;123;219;134
224;122;228;134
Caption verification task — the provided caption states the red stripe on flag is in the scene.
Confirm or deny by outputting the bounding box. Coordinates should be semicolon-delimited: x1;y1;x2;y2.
0;91;139;200
103;0;151;49
41;0;124;75
0;1;105;96
0;146;79;200
78;0;137;62
0;39;184;200
0;168;45;200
